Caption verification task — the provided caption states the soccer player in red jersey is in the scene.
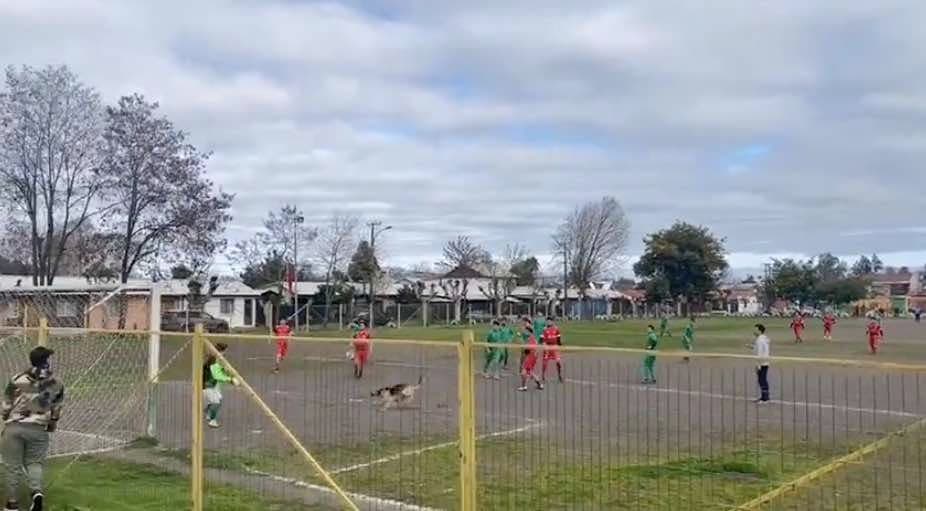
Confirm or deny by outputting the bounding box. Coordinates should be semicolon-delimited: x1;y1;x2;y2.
866;319;884;354
790;313;806;343
518;325;543;391
822;313;837;341
273;319;292;373
352;322;372;378
541;317;564;383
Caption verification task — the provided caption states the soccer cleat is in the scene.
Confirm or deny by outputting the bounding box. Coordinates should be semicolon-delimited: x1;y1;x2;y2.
492;374;501;380
29;492;42;511
517;386;528;391
536;383;544;390
4;500;18;511
207;419;220;428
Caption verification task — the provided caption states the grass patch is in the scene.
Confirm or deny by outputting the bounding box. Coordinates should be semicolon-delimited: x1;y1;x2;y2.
252;317;925;364
122;429;926;510
44;457;315;510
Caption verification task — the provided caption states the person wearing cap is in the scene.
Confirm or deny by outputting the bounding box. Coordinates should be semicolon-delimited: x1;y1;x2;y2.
1;346;65;511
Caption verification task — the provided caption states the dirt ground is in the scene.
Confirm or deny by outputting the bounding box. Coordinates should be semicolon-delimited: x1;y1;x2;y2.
151;321;926;464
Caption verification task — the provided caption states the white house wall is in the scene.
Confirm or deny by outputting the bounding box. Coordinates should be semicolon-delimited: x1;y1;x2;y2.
203;297;256;328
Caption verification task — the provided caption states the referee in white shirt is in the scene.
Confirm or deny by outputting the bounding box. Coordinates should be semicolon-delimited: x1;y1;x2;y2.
752;324;771;403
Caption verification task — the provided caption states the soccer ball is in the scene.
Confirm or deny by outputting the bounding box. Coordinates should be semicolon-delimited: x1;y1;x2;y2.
346;351;354;360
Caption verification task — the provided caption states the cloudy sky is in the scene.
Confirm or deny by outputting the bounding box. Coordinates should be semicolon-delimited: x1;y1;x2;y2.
3;1;925;276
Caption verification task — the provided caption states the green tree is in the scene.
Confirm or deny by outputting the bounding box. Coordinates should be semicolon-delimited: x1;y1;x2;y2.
816;277;869;306
871;253;884;273
767;258;818;305
851;255;873;276
170;264;194;280
634;222;728;306
509;256;540;286
815;253;847;283
347;241;379;284
238;250;313;289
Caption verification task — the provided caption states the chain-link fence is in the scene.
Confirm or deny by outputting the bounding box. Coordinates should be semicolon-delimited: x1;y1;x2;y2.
1;283;924;510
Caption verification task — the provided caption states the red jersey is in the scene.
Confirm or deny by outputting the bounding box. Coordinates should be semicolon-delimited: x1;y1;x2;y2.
274;324;292;340
867;323;883;339
523;335;538;354
542;326;561;345
790;317;805;330
823;315;837;328
353;330;371;351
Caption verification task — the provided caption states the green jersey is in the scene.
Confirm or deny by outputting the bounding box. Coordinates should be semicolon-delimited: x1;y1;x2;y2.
683;323;694;342
646;331;659;350
532;318;547;337
487;329;504;344
659;318;670;336
502;326;516;343
205;361;234;389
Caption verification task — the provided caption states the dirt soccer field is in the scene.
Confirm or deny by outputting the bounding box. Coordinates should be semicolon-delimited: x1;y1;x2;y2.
133;317;926;509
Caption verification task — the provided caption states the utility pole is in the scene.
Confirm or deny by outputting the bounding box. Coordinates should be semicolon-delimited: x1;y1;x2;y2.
562;245;569;319
367;220;392;329
293;213;304;331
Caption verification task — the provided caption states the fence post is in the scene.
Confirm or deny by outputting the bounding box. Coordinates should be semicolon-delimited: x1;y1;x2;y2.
147;283;161;437
458;330;477;511
37;317;48;347
191;324;205;511
339;304;344;330
397;304;402;328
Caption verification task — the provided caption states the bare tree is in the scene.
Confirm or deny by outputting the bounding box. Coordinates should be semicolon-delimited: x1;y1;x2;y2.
100;94;233;283
314;213;358;327
478;244;523;317
230;204;317;280
552;196;630;315
439;279;469;324
0;65;106;285
440;235;490;270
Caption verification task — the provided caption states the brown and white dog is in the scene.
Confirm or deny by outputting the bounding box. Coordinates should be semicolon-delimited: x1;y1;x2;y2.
371;375;423;410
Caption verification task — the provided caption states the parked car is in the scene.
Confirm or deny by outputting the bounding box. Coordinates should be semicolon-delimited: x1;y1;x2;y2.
161;311;229;333
353;312;393;328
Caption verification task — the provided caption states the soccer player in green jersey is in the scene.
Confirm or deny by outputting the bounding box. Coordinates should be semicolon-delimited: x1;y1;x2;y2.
681;317;695;362
500;318;516;369
642;325;659;384
532;312;547;343
483;320;504;379
659;315;672;338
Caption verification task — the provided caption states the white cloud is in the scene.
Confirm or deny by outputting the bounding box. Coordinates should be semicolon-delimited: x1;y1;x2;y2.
2;0;925;275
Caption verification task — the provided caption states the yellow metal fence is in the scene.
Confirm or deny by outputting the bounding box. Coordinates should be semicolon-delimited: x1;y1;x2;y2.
1;320;924;509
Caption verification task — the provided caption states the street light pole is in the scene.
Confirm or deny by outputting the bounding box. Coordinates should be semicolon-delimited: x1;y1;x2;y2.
367;221;392;329
294;214;304;331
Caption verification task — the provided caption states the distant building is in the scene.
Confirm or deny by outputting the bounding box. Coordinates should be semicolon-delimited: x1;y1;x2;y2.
867;272;921;316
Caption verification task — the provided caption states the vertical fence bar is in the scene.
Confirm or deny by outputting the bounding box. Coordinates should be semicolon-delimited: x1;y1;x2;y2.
37;316;48;346
147;283;161;437
191;324;204;511
458;330;477;511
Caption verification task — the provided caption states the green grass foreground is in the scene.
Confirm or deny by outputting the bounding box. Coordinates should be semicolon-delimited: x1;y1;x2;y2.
42;457;304;510
114;434;920;510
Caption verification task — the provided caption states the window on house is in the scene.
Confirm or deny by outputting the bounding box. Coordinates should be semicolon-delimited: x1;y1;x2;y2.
220;299;234;315
56;300;78;318
243;299;253;326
